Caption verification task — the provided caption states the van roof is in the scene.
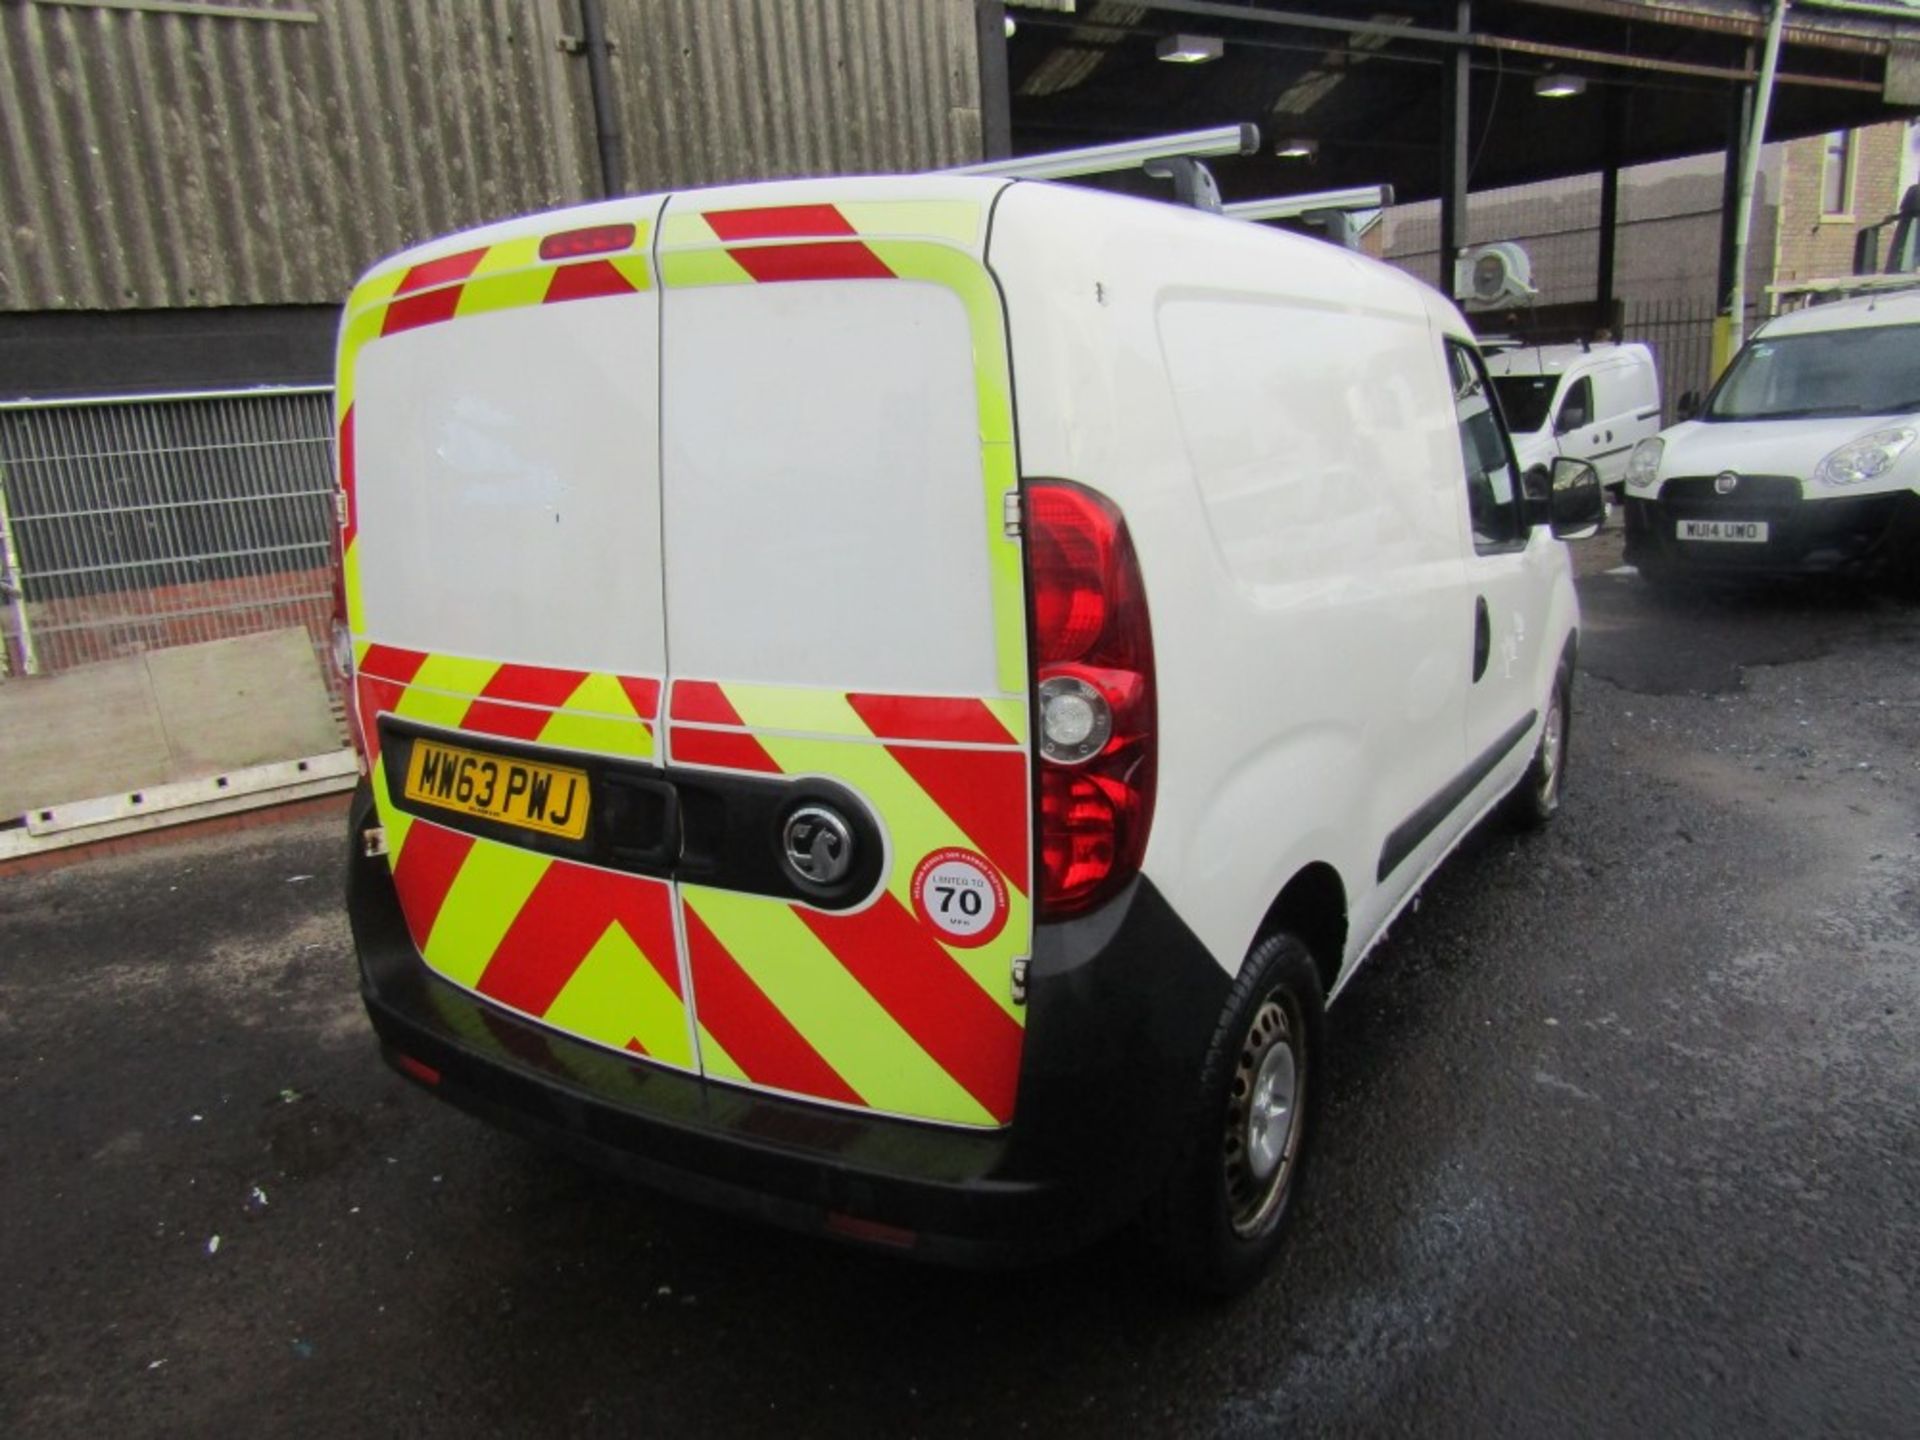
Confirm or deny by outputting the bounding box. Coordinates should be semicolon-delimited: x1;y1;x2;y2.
349;173;1467;340
1757;287;1920;338
1482;342;1652;377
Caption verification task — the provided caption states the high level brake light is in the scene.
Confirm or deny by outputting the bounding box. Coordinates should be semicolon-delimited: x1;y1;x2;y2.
538;223;637;261
1026;481;1156;916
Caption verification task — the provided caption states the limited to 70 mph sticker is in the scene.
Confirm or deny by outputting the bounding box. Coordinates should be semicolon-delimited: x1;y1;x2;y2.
910;846;1009;949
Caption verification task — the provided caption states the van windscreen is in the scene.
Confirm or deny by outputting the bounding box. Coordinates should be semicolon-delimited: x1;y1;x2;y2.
1490;375;1556;433
1709;323;1920;420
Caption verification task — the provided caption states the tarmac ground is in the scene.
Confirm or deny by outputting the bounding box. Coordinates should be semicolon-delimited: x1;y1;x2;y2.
4;531;1917;1437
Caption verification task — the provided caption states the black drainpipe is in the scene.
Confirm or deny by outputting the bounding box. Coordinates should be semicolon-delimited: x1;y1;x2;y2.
577;0;625;198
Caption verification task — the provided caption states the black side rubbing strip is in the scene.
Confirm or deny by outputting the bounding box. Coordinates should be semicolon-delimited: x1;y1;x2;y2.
1376;709;1538;883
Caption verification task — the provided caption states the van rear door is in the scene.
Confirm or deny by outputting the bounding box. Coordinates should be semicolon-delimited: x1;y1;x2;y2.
654;184;1032;1128
340;201;697;1072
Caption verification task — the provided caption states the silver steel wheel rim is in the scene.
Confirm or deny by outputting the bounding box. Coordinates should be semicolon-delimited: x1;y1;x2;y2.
1538;692;1565;804
1223;996;1305;1238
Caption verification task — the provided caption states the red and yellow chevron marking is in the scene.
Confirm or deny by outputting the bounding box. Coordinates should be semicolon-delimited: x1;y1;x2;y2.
655;198;985;290
346;213;660;350
389;819;692;1071
666;678;1031;1127
352;644;660;770
354;643;686;1069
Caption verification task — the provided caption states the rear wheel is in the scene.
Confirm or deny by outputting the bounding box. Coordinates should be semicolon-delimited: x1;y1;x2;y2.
1508;664;1570;829
1150;931;1324;1296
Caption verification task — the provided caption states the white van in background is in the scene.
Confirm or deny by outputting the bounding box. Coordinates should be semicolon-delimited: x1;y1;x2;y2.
1622;288;1920;584
1486;342;1663;487
334;174;1603;1294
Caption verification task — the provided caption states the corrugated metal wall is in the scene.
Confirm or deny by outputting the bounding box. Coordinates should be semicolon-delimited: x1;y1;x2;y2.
612;0;984;190
1;0;599;311
1;0;984;314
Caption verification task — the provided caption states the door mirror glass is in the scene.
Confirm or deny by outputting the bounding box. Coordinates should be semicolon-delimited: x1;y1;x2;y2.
1547;456;1605;538
1676;389;1701;421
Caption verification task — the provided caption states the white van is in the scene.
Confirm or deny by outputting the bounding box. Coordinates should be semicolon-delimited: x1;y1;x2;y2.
1623;289;1920;583
335;175;1602;1292
1486;341;1663;486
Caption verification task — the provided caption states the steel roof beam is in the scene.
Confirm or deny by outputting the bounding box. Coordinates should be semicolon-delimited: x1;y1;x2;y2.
1130;0;1910;80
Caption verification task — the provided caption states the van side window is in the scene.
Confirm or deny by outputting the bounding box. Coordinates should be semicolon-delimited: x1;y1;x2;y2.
1446;341;1525;551
1555;377;1593;433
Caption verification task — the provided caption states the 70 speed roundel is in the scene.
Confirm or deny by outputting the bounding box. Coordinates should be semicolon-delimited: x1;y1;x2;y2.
910;846;1009;949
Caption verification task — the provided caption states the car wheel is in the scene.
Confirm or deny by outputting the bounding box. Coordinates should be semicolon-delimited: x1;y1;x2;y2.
1508;664;1570;830
1149;930;1324;1296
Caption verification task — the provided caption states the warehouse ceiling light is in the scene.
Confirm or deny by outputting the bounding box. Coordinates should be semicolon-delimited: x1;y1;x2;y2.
1158;33;1223;63
1534;72;1588;99
1276;137;1319;159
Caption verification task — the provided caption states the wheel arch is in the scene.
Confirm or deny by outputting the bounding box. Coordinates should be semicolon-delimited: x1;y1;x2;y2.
1254;861;1348;998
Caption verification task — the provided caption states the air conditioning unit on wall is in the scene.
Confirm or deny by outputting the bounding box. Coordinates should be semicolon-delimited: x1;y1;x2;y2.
1454;242;1537;310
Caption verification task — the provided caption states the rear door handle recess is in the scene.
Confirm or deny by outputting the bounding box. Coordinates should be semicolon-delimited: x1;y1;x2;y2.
1473;596;1491;683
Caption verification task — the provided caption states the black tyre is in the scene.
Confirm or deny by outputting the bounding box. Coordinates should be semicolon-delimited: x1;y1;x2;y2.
1508;662;1571;830
1150;930;1325;1296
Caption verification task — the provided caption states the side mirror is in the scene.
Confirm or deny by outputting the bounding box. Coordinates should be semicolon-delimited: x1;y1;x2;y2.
1521;463;1551;505
1547;456;1604;539
1676;390;1700;421
1554;406;1588;435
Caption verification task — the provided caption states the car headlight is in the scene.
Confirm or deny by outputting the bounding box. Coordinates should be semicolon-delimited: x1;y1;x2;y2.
1811;427;1916;487
1625;437;1663;491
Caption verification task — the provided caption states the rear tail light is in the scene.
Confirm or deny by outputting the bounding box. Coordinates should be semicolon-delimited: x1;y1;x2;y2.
1026;481;1156;917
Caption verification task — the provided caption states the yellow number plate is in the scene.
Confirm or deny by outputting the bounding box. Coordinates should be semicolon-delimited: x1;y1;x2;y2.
402;738;590;840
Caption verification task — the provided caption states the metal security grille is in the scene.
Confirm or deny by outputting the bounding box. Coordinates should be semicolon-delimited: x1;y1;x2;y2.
0;387;338;692
1622;299;1719;424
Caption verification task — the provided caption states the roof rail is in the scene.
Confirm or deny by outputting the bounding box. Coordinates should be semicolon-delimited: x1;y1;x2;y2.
945;124;1260;183
1222;184;1395;223
1766;272;1920;314
947;125;1259;211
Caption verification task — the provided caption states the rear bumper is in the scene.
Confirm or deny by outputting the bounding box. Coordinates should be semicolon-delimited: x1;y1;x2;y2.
347;784;1228;1266
1622;487;1920;577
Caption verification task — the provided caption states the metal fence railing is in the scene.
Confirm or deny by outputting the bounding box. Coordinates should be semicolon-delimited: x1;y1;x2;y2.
0;386;339;694
1620;299;1759;424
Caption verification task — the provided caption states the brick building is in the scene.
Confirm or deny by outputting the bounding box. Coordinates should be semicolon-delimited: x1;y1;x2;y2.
1771;120;1915;286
